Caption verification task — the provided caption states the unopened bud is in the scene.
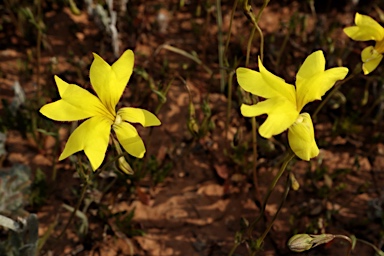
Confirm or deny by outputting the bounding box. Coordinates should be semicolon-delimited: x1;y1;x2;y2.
188;117;199;136
288;233;336;253
117;156;134;175
289;172;300;191
288;234;313;252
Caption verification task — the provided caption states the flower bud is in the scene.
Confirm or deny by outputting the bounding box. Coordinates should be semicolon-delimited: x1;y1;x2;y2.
289;172;300;191
288;234;314;252
117;156;134;175
288;233;336;253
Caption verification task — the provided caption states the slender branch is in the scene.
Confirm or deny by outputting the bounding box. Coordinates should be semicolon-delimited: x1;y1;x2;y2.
334;235;353;256
225;71;235;138
248;151;295;236
57;164;90;240
242;0;270;208
356;238;384;256
223;0;239;66
254;173;291;253
246;27;256;67
155;44;213;76
216;0;226;92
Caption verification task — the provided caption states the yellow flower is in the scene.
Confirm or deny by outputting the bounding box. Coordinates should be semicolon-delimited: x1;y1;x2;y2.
40;50;161;170
344;13;384;75
237;51;348;160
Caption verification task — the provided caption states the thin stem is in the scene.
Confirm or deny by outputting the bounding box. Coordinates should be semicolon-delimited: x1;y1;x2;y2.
255;0;270;22
242;0;269;62
230;152;294;255
155;78;173;115
255;22;264;62
216;0;226;92
224;0;238;141
35;0;42;99
228;243;240;256
333;235;353;256
139;78;173;177
245;27;256;67
225;71;235;138
248;151;295;236
251;116;261;203
156;44;213;76
57;164;90;240
223;0;239;67
254;173;291;253
51;132;59;181
356;238;384;256
242;0;270;208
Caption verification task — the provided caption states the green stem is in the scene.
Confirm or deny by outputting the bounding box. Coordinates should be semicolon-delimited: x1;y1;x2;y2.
36;0;42;100
57;163;90;240
255;23;264;62
245;26;256;67
228;243;240;256
356;238;384;256
251;116;261;203
51;132;59;181
226;71;235;138
156;44;212;76
139;79;173;176
248;151;295;236
216;0;226;92
333;235;353;256
254;172;291;253
224;0;238;140
155;78;173;115
243;0;269;62
242;0;270;208
223;0;239;67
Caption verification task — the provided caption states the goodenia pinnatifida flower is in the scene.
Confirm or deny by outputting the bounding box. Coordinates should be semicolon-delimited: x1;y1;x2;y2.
237;50;348;160
344;13;384;75
40;50;161;170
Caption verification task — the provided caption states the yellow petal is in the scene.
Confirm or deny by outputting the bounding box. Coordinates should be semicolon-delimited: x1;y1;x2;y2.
343;13;384;41
59;116;113;170
237;62;296;104
90;50;134;115
296;67;348;111
361;46;383;75
40;76;112;121
113;122;145;158
296;51;325;81
111;50;134;91
288;113;319;161
241;97;299;138
237;67;283;99
117;107;161;127
295;51;348;110
258;58;296;103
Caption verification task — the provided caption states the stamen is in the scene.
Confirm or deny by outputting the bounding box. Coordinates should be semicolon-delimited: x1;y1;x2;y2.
296;115;304;123
114;114;122;125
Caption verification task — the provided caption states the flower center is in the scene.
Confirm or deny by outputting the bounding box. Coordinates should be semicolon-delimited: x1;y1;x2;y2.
295;115;304;124
114;114;122;125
